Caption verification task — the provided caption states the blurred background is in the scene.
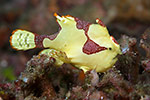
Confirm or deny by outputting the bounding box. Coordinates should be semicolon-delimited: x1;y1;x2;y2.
0;0;150;82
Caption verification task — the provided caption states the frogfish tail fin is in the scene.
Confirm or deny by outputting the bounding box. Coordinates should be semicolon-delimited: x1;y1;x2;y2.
10;29;56;51
10;29;39;50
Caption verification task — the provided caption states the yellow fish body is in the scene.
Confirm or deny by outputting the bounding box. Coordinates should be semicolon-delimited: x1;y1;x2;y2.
10;13;121;72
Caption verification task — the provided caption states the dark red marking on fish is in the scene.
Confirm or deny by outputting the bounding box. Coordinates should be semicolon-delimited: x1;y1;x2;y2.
35;34;57;48
74;18;91;36
33;16;64;48
83;39;107;55
74;17;107;55
49;33;58;40
96;18;106;27
110;36;119;45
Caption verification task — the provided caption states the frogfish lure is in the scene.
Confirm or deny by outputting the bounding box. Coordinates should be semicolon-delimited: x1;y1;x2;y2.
10;13;122;72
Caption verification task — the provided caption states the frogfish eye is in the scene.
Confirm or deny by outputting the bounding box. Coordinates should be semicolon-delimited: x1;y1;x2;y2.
109;47;112;50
